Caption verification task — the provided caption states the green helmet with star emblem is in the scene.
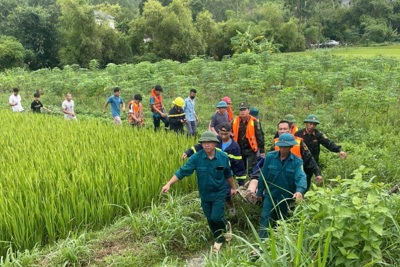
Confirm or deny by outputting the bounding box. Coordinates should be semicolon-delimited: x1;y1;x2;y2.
303;114;320;124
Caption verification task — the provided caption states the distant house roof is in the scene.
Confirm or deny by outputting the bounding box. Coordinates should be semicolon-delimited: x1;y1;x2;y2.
94;10;115;29
341;0;350;6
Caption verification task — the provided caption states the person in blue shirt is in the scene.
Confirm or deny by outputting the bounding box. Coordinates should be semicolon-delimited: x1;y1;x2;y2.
256;133;307;239
181;122;246;215
103;87;125;125
162;131;237;253
184;88;199;136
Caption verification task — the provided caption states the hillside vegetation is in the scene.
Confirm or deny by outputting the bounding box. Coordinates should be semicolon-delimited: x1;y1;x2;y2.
1;0;400;70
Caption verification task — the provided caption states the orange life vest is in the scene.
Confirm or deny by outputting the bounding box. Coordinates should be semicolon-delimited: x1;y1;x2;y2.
227;107;233;122
150;89;163;112
128;101;143;124
290;124;299;135
273;136;303;158
232;115;259;152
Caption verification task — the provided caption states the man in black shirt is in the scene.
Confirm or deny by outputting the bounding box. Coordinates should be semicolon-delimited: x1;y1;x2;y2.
31;92;52;113
295;114;347;188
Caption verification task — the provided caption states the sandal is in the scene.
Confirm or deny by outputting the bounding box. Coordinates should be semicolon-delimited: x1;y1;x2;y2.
225;221;232;243
213;242;223;252
250;246;264;261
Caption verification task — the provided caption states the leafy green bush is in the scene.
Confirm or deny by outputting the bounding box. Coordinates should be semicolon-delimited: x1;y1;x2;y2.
296;166;400;266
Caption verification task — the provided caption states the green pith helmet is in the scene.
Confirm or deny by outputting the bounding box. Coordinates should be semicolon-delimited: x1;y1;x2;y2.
199;131;219;143
284;114;296;123
250;107;259;117
276;133;297;147
216;101;228;108
303;114;320;124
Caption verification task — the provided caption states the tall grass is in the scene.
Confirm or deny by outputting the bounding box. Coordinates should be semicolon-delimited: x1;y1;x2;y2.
0;111;194;254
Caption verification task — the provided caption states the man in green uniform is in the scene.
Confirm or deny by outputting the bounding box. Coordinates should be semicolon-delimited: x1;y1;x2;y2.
243;120;321;203
295;114;347;187
161;131;237;252
256;133;307;239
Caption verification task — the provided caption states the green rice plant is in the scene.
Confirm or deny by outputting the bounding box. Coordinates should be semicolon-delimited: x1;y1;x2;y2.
0;111;194;255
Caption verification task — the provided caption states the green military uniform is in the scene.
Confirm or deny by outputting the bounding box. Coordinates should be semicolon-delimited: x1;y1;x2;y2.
175;149;233;243
257;133;307;239
294;114;343;164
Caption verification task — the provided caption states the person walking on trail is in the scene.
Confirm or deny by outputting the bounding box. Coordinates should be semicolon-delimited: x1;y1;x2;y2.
31;92;52;113
182;122;247;214
209;101;229;134
295;114;347;187
168;97;186;134
184;88;199;136
273;114;298;138
232;102;265;179
9;88;24;112
256;133;306;240
128;94;144;127
221;96;234;122
150;85;169;131
103;87;125;125
162;131;237;253
242;120;322;202
62;92;77;120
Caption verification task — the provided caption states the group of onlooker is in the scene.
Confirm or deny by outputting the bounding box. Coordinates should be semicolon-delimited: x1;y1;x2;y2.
8;87;77;120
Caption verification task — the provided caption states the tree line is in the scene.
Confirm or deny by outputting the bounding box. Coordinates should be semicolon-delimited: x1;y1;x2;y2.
0;0;399;70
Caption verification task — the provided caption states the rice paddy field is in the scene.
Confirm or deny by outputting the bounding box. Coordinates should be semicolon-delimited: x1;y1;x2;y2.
0;112;194;254
292;45;400;59
1;45;400;265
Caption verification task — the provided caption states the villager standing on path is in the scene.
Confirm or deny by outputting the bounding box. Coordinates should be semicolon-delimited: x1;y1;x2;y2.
62;92;77;120
209;101;229;134
150;85;169;131
103;87;125;125
9;88;24;112
31;92;52;113
295;114;346;189
168;97;186;134
184;88;199;136
257;133;306;239
162;131;237;253
232;102;265;178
